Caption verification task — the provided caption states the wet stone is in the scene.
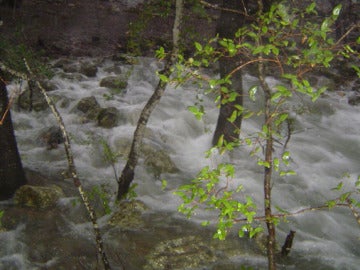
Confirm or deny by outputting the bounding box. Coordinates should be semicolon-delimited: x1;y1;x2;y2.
144;235;218;270
108;200;148;229
14;185;65;209
97;107;121;128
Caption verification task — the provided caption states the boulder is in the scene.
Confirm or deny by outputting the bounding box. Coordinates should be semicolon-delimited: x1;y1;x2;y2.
144;235;217;270
108;200;148;229
114;137;179;178
99;75;128;93
38;126;65;149
76;96;102;121
80;61;98;77
97;107;121;128
348;94;360;106
18;89;47;112
143;147;179;178
14;185;65;209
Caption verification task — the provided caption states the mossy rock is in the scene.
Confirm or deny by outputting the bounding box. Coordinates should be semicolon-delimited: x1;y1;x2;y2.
14;185;65;209
97;107;122;128
143;147;179;178
99;75;128;93
79;61;98;77
144;235;217;270
76;96;102;121
108;200;148;229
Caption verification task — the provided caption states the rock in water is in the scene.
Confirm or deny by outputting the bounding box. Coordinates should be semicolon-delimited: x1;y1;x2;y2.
14;185;65;209
144;235;217;270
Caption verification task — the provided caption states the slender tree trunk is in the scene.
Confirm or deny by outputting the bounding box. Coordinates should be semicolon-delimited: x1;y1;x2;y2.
212;0;247;146
257;0;277;268
0;78;27;200
117;0;184;200
258;41;277;270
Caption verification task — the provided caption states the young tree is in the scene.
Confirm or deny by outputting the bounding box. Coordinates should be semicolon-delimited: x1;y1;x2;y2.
117;0;184;200
0;78;27;200
176;1;359;270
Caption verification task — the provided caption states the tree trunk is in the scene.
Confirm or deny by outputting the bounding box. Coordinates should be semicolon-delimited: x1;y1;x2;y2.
212;0;247;146
258;16;277;266
0;79;27;200
117;0;184;200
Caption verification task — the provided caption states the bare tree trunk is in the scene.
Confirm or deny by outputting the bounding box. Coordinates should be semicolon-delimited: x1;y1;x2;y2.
117;0;184;200
212;0;247;146
0;78;27;200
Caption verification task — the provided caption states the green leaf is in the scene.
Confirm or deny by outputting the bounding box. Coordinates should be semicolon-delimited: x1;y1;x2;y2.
275;113;288;126
158;73;169;83
332;4;342;17
161;179;168;191
227;110;237;123
306;2;316;14
280;170;296;176
249;85;258;101
321;19;329;33
271;92;282;101
258;159;271;168
273;158;280;171
326;200;336;209
202;221;210;226
194;41;203;51
339;192;351;202
331;181;343;191
282;151;290;163
262;124;269;135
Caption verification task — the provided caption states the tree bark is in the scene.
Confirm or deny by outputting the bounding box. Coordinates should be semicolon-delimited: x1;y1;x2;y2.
0;78;27;200
117;0;184;200
212;0;247;146
260;66;277;270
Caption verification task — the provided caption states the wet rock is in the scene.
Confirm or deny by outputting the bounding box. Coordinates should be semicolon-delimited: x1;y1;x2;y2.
99;75;128;93
143;147;179;178
76;96;102;121
108;200;148;229
61;62;80;73
40;79;58;92
14;185;65;209
38;126;65;149
114;137;179;177
18;89;47;112
144;235;217;270
348;94;360;106
97;107;121;128
80;61;98;77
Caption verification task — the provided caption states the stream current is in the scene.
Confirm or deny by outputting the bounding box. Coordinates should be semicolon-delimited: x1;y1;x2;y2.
0;57;359;269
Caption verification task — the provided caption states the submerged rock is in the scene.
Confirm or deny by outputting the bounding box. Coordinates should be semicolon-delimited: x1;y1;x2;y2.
97;107;121;128
144;235;217;270
14;185;65;209
38;126;65;149
143;146;179;178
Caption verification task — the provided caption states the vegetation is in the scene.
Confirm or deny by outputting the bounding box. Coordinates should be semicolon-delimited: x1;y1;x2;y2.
0;0;359;269
169;1;360;269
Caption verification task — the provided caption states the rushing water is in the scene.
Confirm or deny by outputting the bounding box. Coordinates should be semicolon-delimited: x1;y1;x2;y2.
1;57;359;269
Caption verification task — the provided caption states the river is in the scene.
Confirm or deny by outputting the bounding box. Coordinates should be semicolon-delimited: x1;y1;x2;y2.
0;57;359;269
